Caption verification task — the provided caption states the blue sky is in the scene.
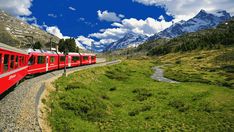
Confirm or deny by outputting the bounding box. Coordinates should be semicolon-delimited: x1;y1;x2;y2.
30;0;172;37
0;0;234;48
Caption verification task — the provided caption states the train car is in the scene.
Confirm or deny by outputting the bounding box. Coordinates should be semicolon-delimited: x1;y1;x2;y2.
80;53;90;65
80;53;95;65
91;54;96;64
27;49;59;75
0;43;28;95
68;53;81;67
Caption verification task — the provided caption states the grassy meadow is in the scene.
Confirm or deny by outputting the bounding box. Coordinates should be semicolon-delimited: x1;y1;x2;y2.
44;49;234;131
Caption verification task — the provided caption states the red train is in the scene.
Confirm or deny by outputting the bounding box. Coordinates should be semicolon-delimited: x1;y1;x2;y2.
0;43;96;95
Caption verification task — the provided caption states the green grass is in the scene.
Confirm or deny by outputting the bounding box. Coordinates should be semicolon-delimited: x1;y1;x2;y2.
162;49;234;88
47;57;234;131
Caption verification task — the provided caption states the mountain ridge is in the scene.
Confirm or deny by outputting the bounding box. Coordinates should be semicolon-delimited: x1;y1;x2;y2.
148;9;231;40
0;10;59;49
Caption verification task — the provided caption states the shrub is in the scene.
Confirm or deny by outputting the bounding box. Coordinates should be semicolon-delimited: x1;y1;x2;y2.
65;82;86;90
109;86;117;91
132;88;153;101
168;100;189;112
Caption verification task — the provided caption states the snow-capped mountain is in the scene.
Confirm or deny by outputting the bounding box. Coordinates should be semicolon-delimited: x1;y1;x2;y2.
104;32;148;51
148;9;231;40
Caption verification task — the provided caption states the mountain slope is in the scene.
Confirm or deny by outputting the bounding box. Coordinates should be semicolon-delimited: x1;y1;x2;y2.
149;9;231;40
136;18;234;56
0;10;59;48
104;33;148;51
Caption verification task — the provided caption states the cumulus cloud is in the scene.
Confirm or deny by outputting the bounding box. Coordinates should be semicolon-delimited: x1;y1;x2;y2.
0;0;33;16
76;36;94;46
90;28;128;40
68;6;76;11
90;17;172;41
46;26;64;39
133;0;234;21
94;39;116;45
97;10;124;22
122;17;172;35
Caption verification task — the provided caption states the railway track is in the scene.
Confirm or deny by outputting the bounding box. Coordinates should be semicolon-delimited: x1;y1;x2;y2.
0;59;121;132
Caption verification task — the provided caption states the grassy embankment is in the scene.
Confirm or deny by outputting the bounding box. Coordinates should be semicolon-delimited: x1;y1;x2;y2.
44;49;234;131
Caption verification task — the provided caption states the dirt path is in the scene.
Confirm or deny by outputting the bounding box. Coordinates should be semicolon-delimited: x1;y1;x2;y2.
151;66;179;83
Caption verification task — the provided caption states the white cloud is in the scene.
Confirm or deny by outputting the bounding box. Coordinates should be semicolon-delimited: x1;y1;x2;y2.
90;17;172;41
0;0;32;16
97;10;124;22
68;6;76;11
133;0;234;21
46;26;64;39
48;13;57;18
121;17;172;35
118;14;125;18
89;28;128;40
111;22;124;27
94;39;116;45
76;36;94;46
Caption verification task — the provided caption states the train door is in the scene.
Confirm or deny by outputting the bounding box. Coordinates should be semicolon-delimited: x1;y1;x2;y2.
68;56;71;67
88;56;91;64
46;56;49;72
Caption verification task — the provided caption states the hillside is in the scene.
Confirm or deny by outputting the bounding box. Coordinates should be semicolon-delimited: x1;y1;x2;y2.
136;18;234;56
0;10;59;48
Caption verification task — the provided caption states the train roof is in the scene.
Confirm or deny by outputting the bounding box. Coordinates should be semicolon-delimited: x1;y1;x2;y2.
79;53;96;56
68;52;80;55
27;48;57;55
0;42;28;55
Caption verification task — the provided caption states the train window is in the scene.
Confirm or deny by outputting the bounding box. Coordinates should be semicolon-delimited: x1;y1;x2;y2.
38;56;45;64
28;56;35;65
50;56;55;63
10;55;15;70
60;56;65;62
22;56;25;65
3;54;9;72
15;56;19;68
91;56;95;60
72;56;80;62
83;56;88;60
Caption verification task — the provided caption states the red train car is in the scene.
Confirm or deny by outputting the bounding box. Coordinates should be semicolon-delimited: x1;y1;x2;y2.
68;53;81;67
91;54;96;64
27;49;59;75
0;43;28;95
80;53;95;65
